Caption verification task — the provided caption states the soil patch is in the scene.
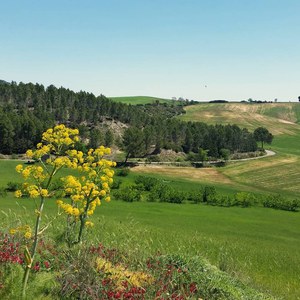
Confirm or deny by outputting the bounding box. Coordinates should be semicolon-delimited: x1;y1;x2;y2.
131;165;233;184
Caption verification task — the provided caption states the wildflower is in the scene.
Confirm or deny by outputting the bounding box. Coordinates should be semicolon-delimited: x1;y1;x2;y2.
24;231;32;239
22;168;31;179
15;190;22;198
29;189;39;198
16;164;23;173
9;228;17;235
26;149;33;158
56;200;63;206
85;221;94;227
40;189;49;197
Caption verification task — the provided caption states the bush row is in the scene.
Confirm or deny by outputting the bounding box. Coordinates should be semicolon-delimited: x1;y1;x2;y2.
112;175;300;211
4;175;300;211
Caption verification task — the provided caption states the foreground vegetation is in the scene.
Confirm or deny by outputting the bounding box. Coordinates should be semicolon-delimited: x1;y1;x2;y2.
0;158;299;299
1;193;299;299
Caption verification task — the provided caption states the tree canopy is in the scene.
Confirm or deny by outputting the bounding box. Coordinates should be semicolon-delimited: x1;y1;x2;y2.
253;127;273;149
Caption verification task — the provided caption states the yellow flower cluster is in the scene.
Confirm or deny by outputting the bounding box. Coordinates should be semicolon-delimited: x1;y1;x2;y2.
24;124;79;160
56;200;80;216
15;185;49;199
96;257;154;289
57;145;115;223
9;225;32;239
42;124;79;150
15;125;115;242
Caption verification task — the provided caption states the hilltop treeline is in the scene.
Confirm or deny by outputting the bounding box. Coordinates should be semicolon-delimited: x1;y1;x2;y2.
0;81;257;156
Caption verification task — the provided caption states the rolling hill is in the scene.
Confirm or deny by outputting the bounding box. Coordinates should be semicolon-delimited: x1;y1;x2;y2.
178;102;300;135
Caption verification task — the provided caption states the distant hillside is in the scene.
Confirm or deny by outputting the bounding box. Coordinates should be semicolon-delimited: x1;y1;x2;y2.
109;96;172;105
178;102;300;135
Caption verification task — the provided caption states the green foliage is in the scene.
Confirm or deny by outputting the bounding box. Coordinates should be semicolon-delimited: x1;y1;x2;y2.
220;148;230;161
186;190;203;204
6;181;22;192
111;178;122;189
114;186;141;202
253;127;274;149
122;127;145;162
115;167;130;177
1;195;299;299
134;175;161;191
147;183;185;204
0;263;23;299
202;186;217;203
234;192;256;207
263;194;300;211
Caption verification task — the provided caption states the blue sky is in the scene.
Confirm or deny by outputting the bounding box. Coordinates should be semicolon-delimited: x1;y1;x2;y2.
1;0;299;101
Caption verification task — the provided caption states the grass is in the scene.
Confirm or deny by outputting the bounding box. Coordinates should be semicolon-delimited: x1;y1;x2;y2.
0;156;299;298
109;96;173;105
175;102;300;199
1;194;299;299
178;102;300;135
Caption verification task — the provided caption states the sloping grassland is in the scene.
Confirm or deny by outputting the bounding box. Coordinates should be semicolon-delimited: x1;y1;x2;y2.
175;102;300;198
179;102;300;135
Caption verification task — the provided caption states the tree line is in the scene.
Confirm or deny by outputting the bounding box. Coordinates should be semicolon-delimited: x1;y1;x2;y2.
0;81;271;157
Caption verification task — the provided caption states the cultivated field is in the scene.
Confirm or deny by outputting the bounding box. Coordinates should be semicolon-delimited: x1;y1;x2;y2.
179;102;300;135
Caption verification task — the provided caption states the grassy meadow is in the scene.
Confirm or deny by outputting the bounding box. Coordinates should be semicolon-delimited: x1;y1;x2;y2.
178;102;300;134
0;159;300;299
109;96;173;105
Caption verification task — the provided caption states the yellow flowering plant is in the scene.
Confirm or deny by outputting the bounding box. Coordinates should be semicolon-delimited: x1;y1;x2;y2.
57;146;116;245
14;124;115;298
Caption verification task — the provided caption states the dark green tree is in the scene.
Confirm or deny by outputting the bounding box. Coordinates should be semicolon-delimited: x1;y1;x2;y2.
122;127;145;163
104;129;114;147
253;127;273;150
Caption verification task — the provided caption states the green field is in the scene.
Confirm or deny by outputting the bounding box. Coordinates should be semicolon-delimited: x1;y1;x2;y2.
109;96;173;105
1;159;300;299
1;190;299;299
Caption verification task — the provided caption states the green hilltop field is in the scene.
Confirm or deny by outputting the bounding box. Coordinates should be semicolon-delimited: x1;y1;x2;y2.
179;102;300;134
109;96;173;105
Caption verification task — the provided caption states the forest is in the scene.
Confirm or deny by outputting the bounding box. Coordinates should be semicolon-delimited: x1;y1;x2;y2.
0;81;259;158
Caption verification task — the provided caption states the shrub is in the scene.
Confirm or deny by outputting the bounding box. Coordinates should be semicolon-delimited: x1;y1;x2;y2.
263;194;300;211
234;192;255;207
134;176;161;191
202;186;217;203
147;184;184;204
111;178;122;189
6;182;22;192
115;167;130;177
187;190;203;204
113;186;141;202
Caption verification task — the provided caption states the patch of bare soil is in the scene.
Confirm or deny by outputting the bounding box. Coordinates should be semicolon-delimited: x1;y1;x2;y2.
131;165;233;184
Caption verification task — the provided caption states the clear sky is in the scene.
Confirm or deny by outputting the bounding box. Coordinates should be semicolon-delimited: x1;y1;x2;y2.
1;0;299;101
